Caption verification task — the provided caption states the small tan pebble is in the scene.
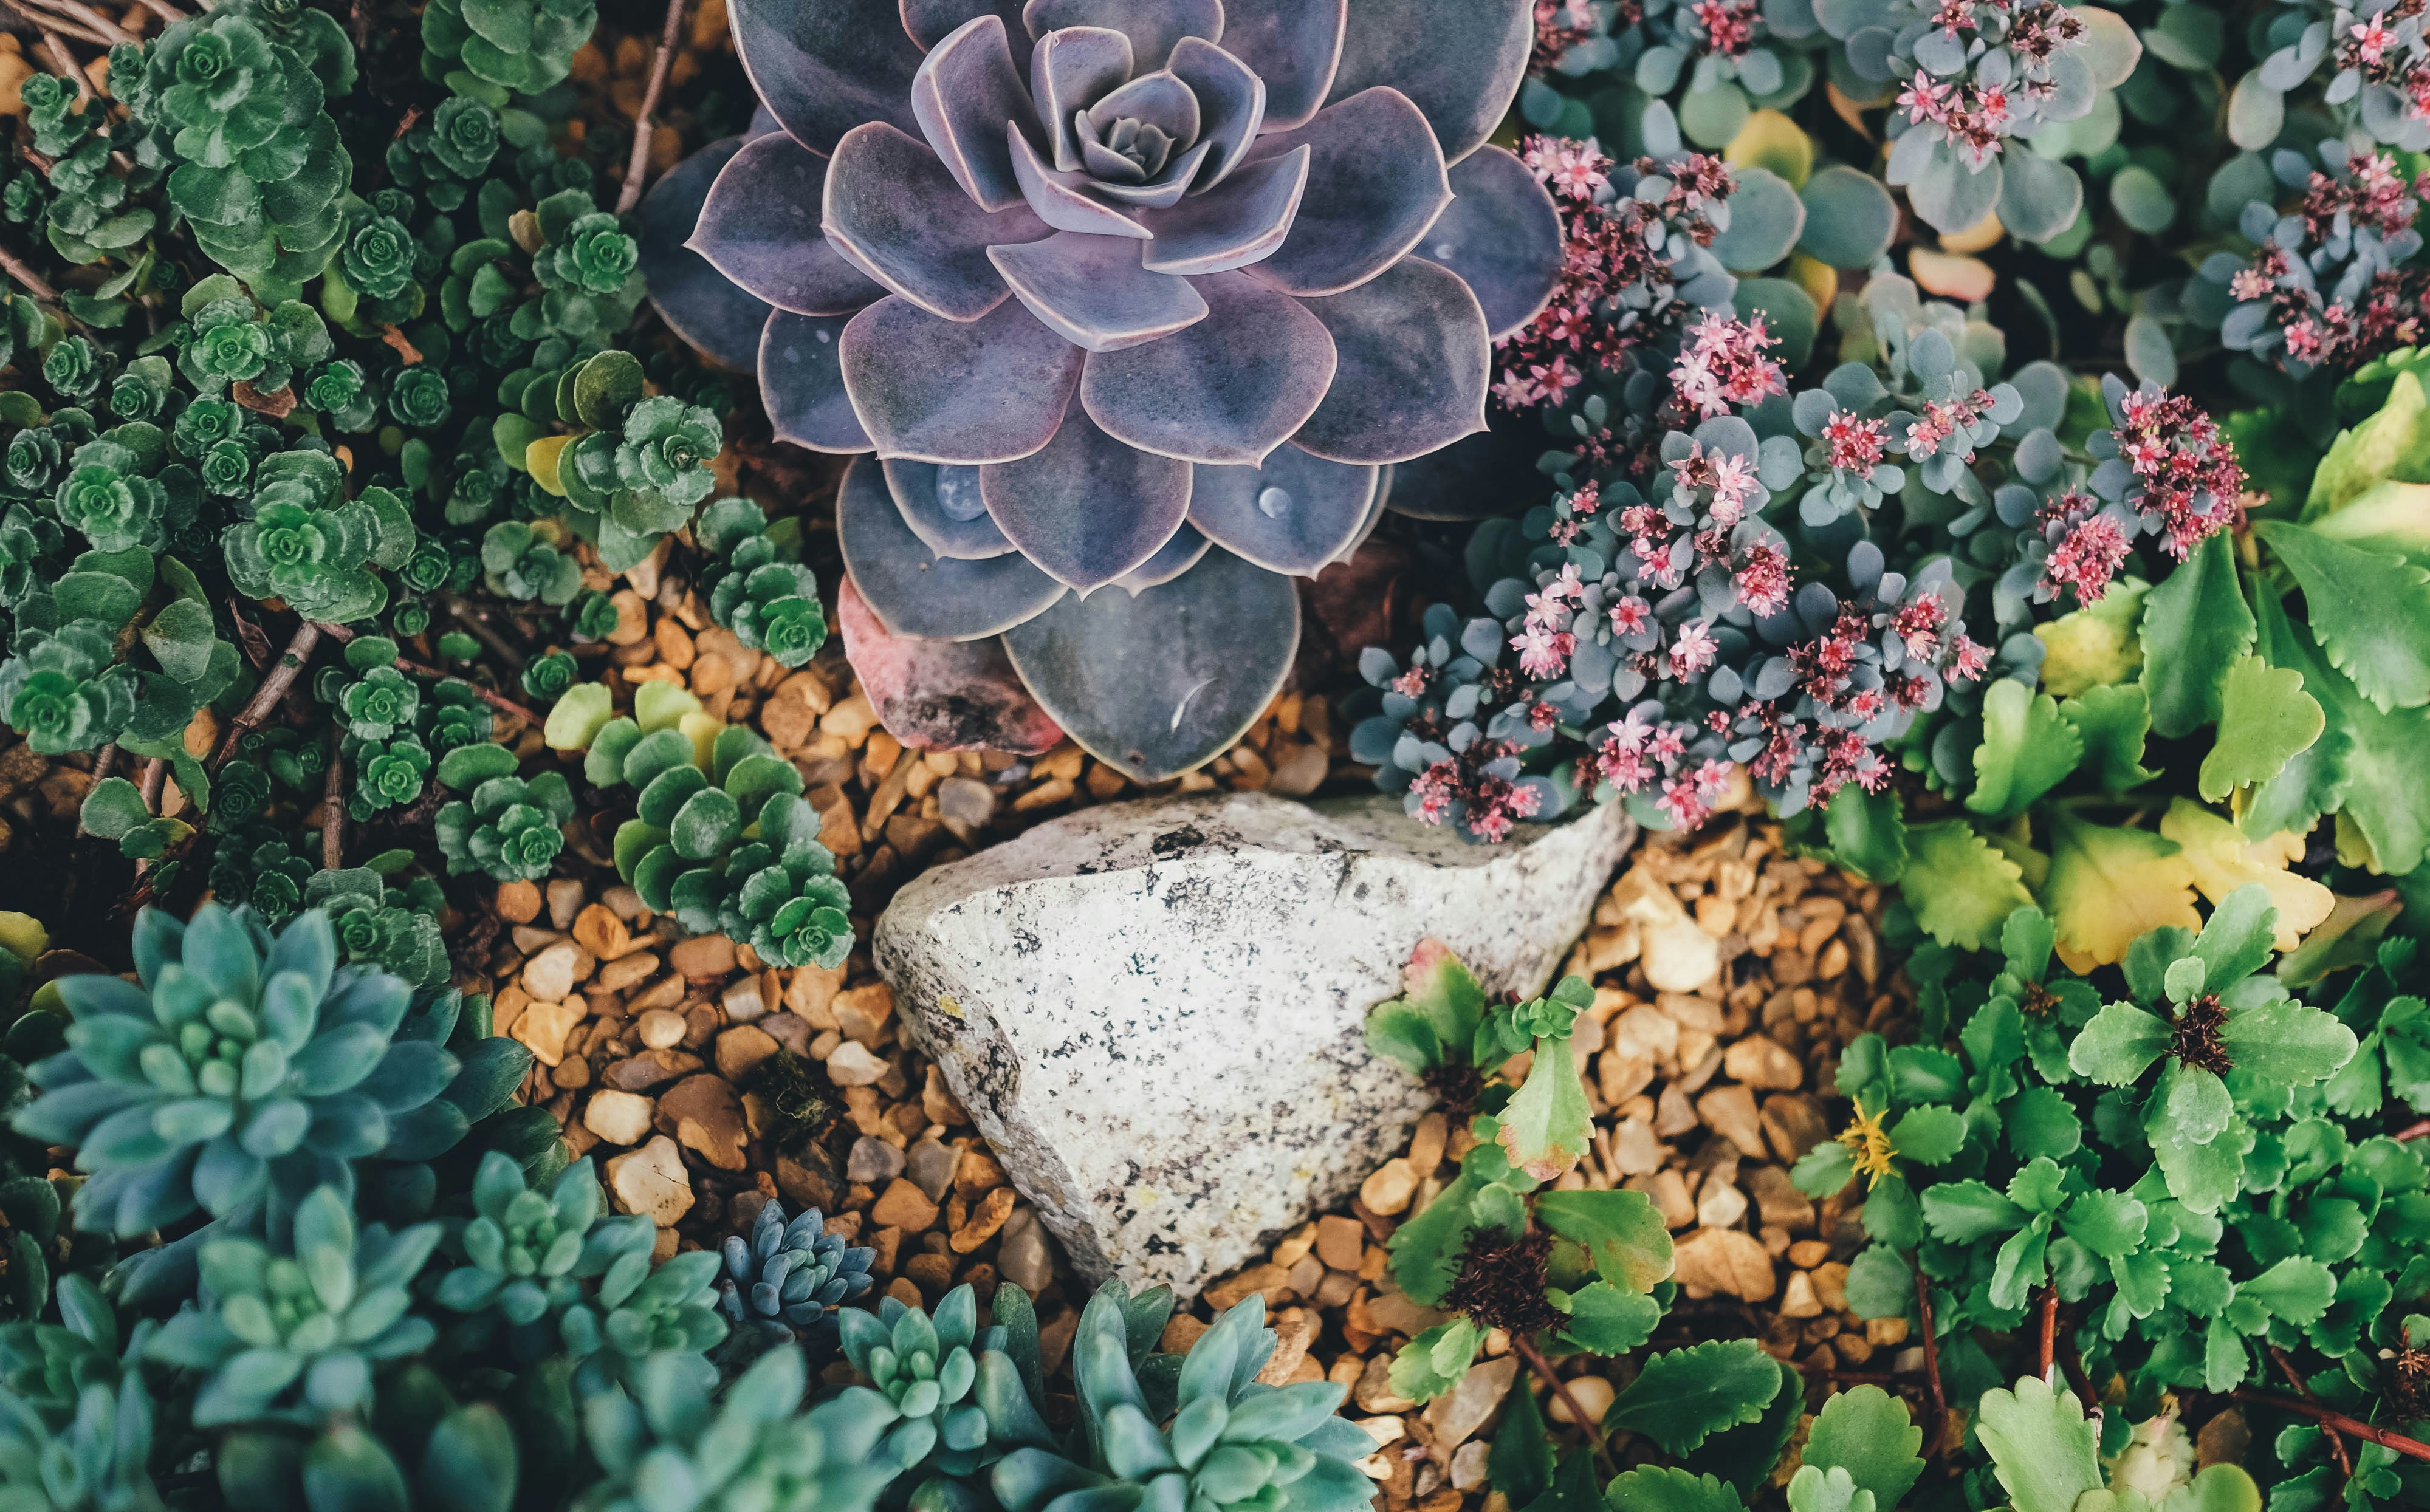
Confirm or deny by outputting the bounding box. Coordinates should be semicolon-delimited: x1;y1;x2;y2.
1271;1221;1317;1270
668;932;736;980
605;590;649;645
1697;1084;1767;1158
1359;1158;1419;1216
786;962;846;1025
824;1041;889;1086
950;1186;1016;1252
1546;1374;1615;1425
582;1089;655;1146
1641;915;1722;993
952;1148;1005;1195
922;1065;969;1126
494;880;543;924
546;880;585;931
834;983;895;1044
1723;1033;1804;1090
1405;1112;1448;1178
636;1008;687;1050
573;903;637;960
596;952;659;993
715;1024;781;1081
1671;1226;1776;1301
1695;1178;1747;1229
1865;1315;1909;1346
1160;1315;1212;1353
885;1278;923;1308
1606;1115;1664;1175
521;942;593;1004
660;1075;748;1171
1779;1270;1823;1318
1011;777;1074;812
510;925;563;956
1316;1214;1365;1272
511;999;587;1067
902;1252;954;1297
719;973;771;1024
1353;1353;1416;1414
871;1178;941;1231
822;691;879;743
1205;1264;1291;1311
1450;1442;1491;1492
626;974;686;1013
605;1135;694;1225
1255;1308;1320;1386
1787;1239;1831;1268
1748;1165;1818;1230
1424;1356;1517;1449
1813;1262;1851;1313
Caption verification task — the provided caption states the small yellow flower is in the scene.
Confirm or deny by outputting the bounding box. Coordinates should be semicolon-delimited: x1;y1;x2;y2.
1837;1100;1900;1189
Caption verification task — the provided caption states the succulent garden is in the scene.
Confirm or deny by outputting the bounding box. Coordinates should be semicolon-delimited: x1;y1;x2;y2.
0;0;2414;1509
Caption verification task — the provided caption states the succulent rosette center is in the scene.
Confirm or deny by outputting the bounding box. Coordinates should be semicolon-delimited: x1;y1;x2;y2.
652;0;1568;779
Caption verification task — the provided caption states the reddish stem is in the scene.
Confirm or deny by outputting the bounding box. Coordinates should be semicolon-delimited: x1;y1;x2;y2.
1914;1264;1946;1450
2270;1346;2353;1480
1511;1333;1621;1482
2037;1286;2058;1381
2233;1391;2430;1464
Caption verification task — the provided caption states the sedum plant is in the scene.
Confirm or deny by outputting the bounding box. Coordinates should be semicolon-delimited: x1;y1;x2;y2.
698;498;828;668
715;1197;873;1357
573;1345;895;1512
430;1151;657;1366
661;0;1567;780
435;771;575;883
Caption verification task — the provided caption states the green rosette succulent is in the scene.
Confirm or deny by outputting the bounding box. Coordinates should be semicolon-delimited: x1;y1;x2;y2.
560;1242;726;1393
387;368;451;431
173;276;333;397
40;335;103;403
305;869;448;991
719;795;851;971
0;620;134;754
125;2;354;294
430;1151;654;1356
51;437;173;555
170;397;244;461
208;827;314;926
699;499;825;670
340;665;419;741
351;731;431;818
143;1184;441;1425
301;359;376;431
4;425;67;500
436;773;572;883
221;451;415;623
842;1284;990;1474
479;520;581;606
574;1347;894;1512
425;96;500;180
0;504;61;608
560;394;718;541
990;1290;1375;1512
9;904;475;1235
421;0;596;98
0;1372;159;1511
520;650;577;702
107;357;175;425
532;205;639;307
338;210;416;304
419;679;494;755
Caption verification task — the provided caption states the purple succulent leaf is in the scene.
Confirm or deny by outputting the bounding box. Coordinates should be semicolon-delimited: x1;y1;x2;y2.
1079;269;1335;464
1115;522;1213;590
1379;416;1539;520
731;0;925;155
901;0;1036;70
1342;463;1390;559
1001;545;1301;781
1034;26;1135;170
1085;70;1203;153
1138;145;1307;275
837;573;1065;756
1419;143;1564;341
1169;37;1265;190
987;232;1210;351
911;15;1043;211
762;310;877;452
979;397;1195;590
883;460;1020;559
693;132;887;316
1217;0;1345;129
1008;126;1155;237
1187;445;1379;574
825;123;1052;320
1023;0;1223;71
1323;0;1532;165
639;137;773;372
840;295;1084;462
1240;88;1449;297
747;103;784;137
1085;140;1214;207
1080;125;1153;185
1290;256;1488;464
839;456;1068;639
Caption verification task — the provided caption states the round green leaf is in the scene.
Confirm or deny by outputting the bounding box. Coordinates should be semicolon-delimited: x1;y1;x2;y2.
1797;164;1897;268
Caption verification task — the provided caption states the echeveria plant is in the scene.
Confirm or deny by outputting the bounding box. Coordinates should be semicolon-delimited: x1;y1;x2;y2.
659;0;1569;779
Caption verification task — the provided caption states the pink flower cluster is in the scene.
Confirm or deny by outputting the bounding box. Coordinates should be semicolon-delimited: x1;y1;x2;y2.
1904;389;1998;460
1494;142;1734;415
1689;0;1759;56
1410;746;1545;841
1671;311;1788;419
2303;151;2423;241
2115;388;2245;558
1898;71;2014;168
1822;411;1889;473
1580;711;1737;830
2037;491;2132;603
1512;563;1585;677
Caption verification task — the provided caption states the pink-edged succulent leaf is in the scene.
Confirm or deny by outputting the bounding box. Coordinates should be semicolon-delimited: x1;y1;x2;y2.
987;232;1209;351
1033;25;1134;171
911;15;1042;211
824;122;1052;321
839;455;1068;638
979;397;1194;589
1291;256;1488;464
1324;0;1532;165
692;131;887;316
882;459;1019;559
732;0;926;155
1168;37;1263;188
1085;139;1213;207
1217;0;1345;129
1380;412;1539;520
1009;125;1155;238
761;310;876;452
1425;144;1563;341
840;295;1085;462
1241;88;1450;297
639;137;773;372
1187;445;1379;573
1114;522;1212;590
1001;545;1300;781
1085;70;1201;156
901;0;1036;69
1023;0;1221;70
1079;269;1335;464
1138;146;1307;275
837;572;1065;754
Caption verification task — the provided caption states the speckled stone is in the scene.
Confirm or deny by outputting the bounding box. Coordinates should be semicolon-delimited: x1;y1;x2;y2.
874;791;1636;1300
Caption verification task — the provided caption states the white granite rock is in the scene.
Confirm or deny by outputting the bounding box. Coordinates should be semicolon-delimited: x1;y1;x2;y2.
874;791;1636;1300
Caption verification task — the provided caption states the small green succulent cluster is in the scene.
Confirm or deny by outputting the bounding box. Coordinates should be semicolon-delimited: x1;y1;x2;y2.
479;518;583;606
499;349;716;570
422;0;598;101
435;765;574;883
174;275;334;400
698;498;827;669
306;866;450;991
222;449;417;623
574;1346;895;1512
19;71;169;296
0;1011;76;1321
207;825;316;924
115;0;356;299
715;1197;874;1359
430;1152;657;1362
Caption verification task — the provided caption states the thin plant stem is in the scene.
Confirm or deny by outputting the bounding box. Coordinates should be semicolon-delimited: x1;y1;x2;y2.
212;621;321;768
1511;1333;1620;1482
2232;1391;2430;1464
616;0;685;214
1915;1264;1946;1451
21;0;132;45
2270;1346;2354;1480
321;727;345;870
2037;1287;2058;1381
311;620;541;726
442;594;529;668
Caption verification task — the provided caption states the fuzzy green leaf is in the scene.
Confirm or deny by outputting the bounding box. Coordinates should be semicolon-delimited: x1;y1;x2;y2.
1605;1340;1783;1456
1973;1377;2104;1512
1801;1385;1923;1510
1551;1281;1661;1355
1824;784;1907;883
2198;655;2324;801
1898;821;2033;950
2259;520;2430;713
1969;680;2085;819
2059;683;2157;792
1889;1106;1968;1165
1920;1180;2027;1242
1607;1469;1748;1512
1535;1189;1673;1293
2141;532;2254;739
1497;1038;1593;1182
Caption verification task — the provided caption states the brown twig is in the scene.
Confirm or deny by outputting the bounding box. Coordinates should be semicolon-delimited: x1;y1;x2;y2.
616;0;686;215
2233;1392;2430;1463
2037;1287;2058;1381
129;0;185;21
21;0;133;45
311;620;541;726
224;597;272;669
2271;1346;2354;1480
442;594;529;668
13;12;100;95
1915;1264;1946;1450
321;727;345;871
2058;1332;2098;1408
1511;1334;1620;1482
2395;1118;2430;1141
137;757;164;813
211;621;321;769
0;240;59;301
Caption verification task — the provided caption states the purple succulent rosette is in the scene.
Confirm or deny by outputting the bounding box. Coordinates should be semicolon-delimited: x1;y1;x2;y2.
643;0;1565;779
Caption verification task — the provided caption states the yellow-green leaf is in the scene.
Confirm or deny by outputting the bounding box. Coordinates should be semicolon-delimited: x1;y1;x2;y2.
1969;680;2085;819
1898;820;2033;949
2199;654;2324;801
2034;577;2147;696
2304;368;2430;518
2255;520;2430;713
2044;811;2200;970
2159;800;2333;952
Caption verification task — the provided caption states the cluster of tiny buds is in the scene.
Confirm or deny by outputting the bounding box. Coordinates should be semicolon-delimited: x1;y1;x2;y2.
1410;745;1545;843
1670;310;1788;419
1580;710;1735;830
2114;387;2245;558
1898;72;2014;168
1689;0;1760;56
1823;411;1890;473
1905;389;1998;460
